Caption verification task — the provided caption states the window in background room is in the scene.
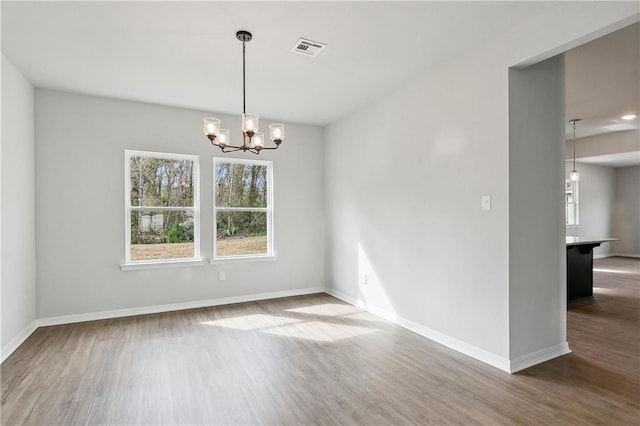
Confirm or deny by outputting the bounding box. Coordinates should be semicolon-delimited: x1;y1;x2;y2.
125;150;200;263
565;179;579;226
214;157;273;259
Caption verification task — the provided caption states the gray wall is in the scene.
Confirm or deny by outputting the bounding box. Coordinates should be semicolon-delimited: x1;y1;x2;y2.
325;40;512;366
509;56;566;361
613;166;640;256
565;162;615;257
324;2;636;371
1;56;37;356
35;90;325;318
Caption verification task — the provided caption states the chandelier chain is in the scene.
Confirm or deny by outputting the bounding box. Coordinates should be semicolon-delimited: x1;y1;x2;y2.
242;40;246;114
572;119;576;171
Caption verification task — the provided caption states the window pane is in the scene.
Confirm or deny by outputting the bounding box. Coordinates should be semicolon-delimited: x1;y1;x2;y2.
130;210;194;261
216;211;267;257
215;163;267;208
566;203;576;225
130;156;194;207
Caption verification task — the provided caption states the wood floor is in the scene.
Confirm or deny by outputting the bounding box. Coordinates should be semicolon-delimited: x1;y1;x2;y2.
2;257;638;425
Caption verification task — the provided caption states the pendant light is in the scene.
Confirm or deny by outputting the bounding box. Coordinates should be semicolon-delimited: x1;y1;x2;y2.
569;119;581;182
203;31;285;154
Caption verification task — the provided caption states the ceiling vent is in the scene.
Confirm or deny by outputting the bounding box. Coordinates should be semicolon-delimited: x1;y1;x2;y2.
291;38;326;57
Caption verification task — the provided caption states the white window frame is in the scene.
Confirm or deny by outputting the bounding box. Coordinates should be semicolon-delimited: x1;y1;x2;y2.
123;150;201;268
213;157;274;262
565;179;579;226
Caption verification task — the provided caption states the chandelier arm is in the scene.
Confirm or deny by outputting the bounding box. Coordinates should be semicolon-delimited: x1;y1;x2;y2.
220;146;244;153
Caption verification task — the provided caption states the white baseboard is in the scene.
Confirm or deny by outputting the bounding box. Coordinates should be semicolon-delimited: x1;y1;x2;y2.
594;253;640;259
3;286;575;375
325;288;512;373
1;320;38;363
38;287;325;327
509;342;571;373
609;253;640;259
593;253;613;259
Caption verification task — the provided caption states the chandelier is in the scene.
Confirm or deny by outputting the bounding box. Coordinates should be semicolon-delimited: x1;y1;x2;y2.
203;31;285;154
569;118;581;182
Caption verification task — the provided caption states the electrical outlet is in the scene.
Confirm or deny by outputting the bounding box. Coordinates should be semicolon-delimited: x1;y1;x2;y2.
361;274;368;285
481;195;492;211
219;271;226;281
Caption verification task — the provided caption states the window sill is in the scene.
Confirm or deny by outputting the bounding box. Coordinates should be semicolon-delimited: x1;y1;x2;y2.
209;254;278;265
120;259;207;271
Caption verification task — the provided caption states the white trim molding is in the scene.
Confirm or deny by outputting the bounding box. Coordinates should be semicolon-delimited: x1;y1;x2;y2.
609;253;640;259
209;254;278;265
594;253;640;259
325;288;513;373
213;157;274;262
509;342;571;373
37;287;324;327
1;321;38;363
124;150;201;266
120;259;207;271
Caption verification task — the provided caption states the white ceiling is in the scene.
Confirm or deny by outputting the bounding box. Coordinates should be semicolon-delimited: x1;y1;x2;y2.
565;22;639;168
577;152;640;168
1;1;638;160
2;1;555;126
565;22;639;140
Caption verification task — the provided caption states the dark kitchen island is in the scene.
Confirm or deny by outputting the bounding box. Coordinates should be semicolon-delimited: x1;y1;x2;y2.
566;236;617;302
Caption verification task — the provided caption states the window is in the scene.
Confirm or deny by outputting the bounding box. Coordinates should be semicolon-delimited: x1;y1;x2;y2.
214;157;273;259
125;150;200;264
565;179;579;226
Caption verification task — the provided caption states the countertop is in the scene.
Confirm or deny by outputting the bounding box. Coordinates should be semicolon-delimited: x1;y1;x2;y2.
566;236;618;246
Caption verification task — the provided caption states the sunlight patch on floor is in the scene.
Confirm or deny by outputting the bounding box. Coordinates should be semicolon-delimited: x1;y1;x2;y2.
201;314;300;331
342;312;388;323
264;321;379;342
285;303;361;316
594;287;619;294
200;312;379;342
593;268;634;275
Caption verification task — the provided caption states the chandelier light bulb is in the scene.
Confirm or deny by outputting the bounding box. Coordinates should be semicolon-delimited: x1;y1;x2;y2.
242;113;259;134
252;132;265;149
218;129;230;147
203;117;220;138
270;123;285;143
569;170;580;182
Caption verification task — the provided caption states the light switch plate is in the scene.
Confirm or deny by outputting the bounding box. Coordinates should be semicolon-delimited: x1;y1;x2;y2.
481;195;492;211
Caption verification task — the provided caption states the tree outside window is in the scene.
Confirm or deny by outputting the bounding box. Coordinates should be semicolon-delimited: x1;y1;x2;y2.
125;150;200;263
214;157;273;259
